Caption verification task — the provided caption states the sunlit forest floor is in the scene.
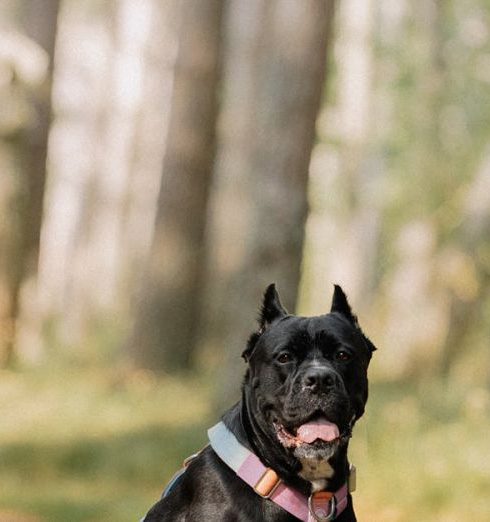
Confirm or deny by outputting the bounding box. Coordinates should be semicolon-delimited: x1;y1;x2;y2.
0;360;489;522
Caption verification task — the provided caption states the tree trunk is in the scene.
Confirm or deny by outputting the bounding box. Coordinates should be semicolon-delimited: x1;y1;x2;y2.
122;0;180;289
56;0;154;348
0;0;59;365
377;0;451;378
20;0;59;279
0;151;21;366
439;148;490;377
210;0;334;407
299;0;377;315
129;0;223;371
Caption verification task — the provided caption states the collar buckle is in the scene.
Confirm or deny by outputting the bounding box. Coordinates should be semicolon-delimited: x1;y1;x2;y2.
308;491;337;521
253;468;282;498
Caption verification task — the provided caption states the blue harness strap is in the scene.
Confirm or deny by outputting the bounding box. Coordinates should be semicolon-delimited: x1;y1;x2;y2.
161;468;187;499
140;451;202;520
140;465;189;522
160;450;203;499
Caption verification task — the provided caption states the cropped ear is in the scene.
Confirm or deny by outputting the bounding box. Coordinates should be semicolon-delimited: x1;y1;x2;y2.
259;283;288;331
242;284;287;362
330;284;358;326
331;284;377;357
362;333;377;357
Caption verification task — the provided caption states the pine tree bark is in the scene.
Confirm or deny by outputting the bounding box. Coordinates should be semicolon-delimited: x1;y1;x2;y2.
129;0;223;371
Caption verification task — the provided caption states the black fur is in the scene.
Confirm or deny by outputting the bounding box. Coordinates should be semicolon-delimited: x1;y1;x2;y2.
143;284;375;521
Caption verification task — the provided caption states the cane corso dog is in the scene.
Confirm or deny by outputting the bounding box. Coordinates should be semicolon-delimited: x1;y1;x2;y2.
143;284;375;521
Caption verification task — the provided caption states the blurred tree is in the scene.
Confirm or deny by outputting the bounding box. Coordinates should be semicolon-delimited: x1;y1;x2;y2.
375;0;487;378
298;0;378;316
55;0;153;347
208;0;335;405
35;0;183;357
20;0;59;285
129;0;223;371
440;150;490;378
366;0;490;380
121;0;180;287
203;0;265;355
0;0;59;365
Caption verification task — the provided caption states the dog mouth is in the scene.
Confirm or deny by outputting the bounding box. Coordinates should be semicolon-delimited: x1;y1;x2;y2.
274;414;348;449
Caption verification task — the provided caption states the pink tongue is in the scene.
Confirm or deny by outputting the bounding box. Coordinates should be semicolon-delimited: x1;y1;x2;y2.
296;418;340;443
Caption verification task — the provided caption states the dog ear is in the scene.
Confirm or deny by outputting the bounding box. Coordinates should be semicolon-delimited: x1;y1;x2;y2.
259;283;288;330
242;284;288;362
362;333;377;356
330;284;358;326
331;284;377;356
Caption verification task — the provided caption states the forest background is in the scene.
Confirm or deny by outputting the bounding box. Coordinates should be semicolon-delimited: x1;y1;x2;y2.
0;0;489;521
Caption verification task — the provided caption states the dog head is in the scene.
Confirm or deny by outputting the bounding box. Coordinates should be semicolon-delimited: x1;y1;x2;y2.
242;284;376;481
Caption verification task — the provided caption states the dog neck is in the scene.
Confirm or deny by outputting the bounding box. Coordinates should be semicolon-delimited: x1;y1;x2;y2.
222;399;352;496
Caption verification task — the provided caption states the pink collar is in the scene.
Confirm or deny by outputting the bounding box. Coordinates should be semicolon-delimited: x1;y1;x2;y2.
208;422;354;521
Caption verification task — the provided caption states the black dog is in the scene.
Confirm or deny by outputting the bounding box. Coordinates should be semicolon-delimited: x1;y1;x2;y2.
143;284;375;521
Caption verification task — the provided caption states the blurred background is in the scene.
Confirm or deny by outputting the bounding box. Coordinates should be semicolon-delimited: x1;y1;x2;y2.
1;0;489;520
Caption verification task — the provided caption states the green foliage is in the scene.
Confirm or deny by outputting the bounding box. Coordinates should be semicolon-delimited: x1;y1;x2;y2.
0;363;211;522
378;0;490;234
351;380;490;519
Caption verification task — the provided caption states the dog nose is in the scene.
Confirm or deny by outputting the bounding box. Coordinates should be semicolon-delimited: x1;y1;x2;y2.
302;368;341;393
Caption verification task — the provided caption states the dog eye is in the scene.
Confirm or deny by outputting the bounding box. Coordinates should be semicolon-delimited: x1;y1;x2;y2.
277;352;293;364
335;350;351;362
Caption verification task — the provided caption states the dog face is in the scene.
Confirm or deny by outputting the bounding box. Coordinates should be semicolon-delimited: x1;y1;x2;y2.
242;284;375;475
